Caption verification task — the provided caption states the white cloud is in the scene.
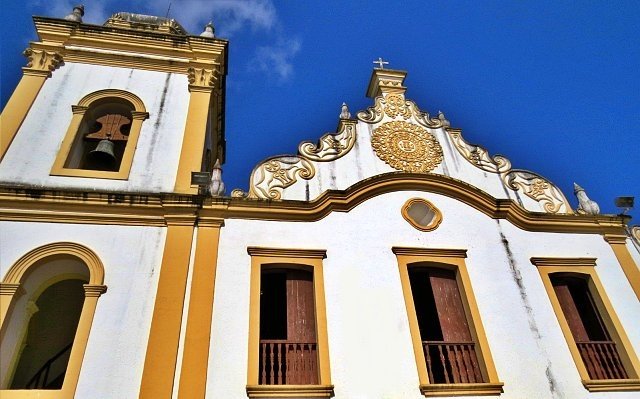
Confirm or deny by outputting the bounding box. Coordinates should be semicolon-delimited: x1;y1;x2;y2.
251;38;302;81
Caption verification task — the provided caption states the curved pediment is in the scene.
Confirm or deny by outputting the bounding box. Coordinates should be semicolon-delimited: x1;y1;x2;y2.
234;69;572;215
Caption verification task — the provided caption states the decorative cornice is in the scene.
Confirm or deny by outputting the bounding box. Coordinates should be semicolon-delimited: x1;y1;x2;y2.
582;379;640;392
392;247;467;258
29;16;228;76
420;382;504;397
530;257;598;267
247;247;327;259
0;173;629;235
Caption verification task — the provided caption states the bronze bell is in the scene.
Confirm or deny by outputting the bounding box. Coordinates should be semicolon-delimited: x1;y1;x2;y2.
86;139;116;170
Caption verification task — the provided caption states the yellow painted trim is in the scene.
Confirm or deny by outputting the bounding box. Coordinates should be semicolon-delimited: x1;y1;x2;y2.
0;243;106;399
246;384;335;398
582;379;640;392
393;247;503;396
604;235;640;300
420;383;505;397
177;219;224;399
0;173;631;236
246;247;333;396
174;88;212;194
401;198;443;232
0;74;48;161
532;258;640;391
139;219;196;399
50;89;149;180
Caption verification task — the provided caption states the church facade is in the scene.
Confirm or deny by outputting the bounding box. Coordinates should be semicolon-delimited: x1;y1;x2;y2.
1;8;639;399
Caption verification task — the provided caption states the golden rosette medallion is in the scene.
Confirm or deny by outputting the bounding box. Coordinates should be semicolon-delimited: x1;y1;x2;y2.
371;121;443;173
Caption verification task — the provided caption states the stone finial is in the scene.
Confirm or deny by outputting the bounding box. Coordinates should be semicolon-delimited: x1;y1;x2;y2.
210;159;225;196
437;111;450;127
200;21;215;38
574;183;600;215
339;102;351;119
64;5;85;22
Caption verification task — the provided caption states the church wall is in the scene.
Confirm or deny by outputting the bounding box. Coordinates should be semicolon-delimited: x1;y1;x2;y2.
207;191;639;399
0;221;166;398
0;62;190;193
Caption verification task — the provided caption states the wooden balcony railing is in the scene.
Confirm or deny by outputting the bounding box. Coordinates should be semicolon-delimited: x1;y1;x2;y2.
422;341;483;384
576;341;628;380
259;340;318;385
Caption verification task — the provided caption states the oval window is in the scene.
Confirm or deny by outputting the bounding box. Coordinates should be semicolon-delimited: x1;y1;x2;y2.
402;198;442;231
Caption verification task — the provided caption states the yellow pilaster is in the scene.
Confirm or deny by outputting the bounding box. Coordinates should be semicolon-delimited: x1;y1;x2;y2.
174;68;217;194
139;215;196;399
0;72;48;161
605;234;640;300
177;218;224;399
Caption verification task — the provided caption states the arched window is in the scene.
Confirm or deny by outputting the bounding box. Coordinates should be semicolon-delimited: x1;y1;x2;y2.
394;247;503;397
51;89;149;180
0;243;106;398
532;257;640;391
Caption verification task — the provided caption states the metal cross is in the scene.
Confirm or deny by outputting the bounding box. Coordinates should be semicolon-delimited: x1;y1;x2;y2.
373;57;389;69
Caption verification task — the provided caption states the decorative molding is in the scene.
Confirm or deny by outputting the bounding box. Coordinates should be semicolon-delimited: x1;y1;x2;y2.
0;283;23;296
583;379;640;392
446;128;511;173
247;247;327;259
505;170;572;214
530;257;597;267
392;247;467;258
632;226;640;241
246;384;335;398
604;234;628;245
22;47;63;76
371;121;443;173
298;119;357;161
0;173;630;235
420;383;504;397
248;157;315;200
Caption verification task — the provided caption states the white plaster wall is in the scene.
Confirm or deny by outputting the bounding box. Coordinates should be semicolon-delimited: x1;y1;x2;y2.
207;191;639;399
0;62;190;193
0;221;166;398
280;118;568;214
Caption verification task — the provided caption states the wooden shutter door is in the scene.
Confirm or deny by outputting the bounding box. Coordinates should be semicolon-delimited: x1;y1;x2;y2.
285;270;318;384
428;268;482;383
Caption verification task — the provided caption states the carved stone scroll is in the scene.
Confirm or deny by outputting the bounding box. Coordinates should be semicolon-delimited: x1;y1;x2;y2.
188;67;217;88
357;94;443;129
298;120;356;162
504;170;572;214
248;157;315;200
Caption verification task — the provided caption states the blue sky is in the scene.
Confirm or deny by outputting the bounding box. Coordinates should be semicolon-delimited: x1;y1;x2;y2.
1;1;638;221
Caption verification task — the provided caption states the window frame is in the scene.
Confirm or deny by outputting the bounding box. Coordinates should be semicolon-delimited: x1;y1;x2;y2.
531;257;640;392
50;89;149;180
0;242;107;399
246;247;333;398
393;247;503;397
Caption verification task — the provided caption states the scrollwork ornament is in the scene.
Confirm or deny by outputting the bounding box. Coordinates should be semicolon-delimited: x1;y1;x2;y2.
298;120;356;161
357;95;443;128
248;156;315;200
188;67;216;88
505;171;571;214
371;121;443;173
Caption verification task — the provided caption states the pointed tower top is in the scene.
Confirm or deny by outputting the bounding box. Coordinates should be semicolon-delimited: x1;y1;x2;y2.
573;182;584;193
339;102;351;119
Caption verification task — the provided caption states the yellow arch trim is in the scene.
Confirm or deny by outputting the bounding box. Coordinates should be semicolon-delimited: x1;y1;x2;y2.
2;242;105;285
76;89;147;113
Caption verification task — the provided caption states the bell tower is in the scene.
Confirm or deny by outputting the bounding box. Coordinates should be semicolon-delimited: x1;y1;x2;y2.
0;7;228;194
